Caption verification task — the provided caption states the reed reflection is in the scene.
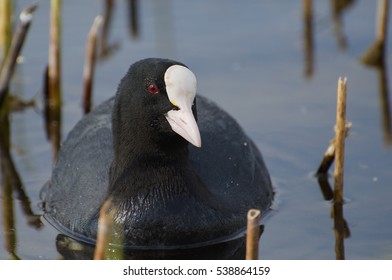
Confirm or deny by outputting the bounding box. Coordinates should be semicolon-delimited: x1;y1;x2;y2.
316;174;350;260
330;0;356;50
303;0;357;78
127;0;139;39
0;116;18;259
100;0;120;59
303;0;314;78
361;0;391;145
376;61;392;145
0;115;43;260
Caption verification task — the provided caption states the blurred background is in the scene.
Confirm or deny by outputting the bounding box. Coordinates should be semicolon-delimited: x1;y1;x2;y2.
0;0;392;259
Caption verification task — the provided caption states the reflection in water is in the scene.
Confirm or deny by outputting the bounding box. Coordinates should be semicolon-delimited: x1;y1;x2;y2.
317;174;334;201
377;62;392;145
302;0;357;78
361;0;391;145
316;174;350;260
98;0;139;59
46;0;63;161
127;0;139;39
54;231;264;260
361;0;389;66
330;0;356;50
0;115;43;259
333;201;347;260
100;0;114;57
303;0;314;78
0;116;17;260
43;65;61;162
0;3;42;259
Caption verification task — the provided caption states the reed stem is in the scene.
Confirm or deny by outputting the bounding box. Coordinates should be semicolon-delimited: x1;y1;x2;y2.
83;16;102;114
333;77;347;203
0;0;13;64
245;209;261;260
46;0;62;161
0;4;37;112
94;198;113;260
94;196;124;260
376;0;389;43
48;0;61;108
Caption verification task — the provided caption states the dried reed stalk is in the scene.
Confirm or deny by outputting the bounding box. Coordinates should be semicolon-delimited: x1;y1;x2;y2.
333;77;347;203
246;209;261;260
83;16;102;114
46;0;62;160
317;122;351;175
0;0;13;65
0;4;37;110
94;198;114;260
48;0;61;108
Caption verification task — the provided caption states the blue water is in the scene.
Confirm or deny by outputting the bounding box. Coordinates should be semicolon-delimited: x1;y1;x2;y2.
1;0;392;259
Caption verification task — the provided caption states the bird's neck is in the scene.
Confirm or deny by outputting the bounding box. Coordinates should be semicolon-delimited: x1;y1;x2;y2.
108;134;191;194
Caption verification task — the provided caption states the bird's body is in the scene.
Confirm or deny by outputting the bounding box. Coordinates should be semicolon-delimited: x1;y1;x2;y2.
42;58;273;249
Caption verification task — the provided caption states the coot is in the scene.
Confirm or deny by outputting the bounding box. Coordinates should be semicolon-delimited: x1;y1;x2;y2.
42;58;273;249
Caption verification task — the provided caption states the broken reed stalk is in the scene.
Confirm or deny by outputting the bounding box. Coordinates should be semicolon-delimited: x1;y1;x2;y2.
333;77;347;203
0;0;13;66
83;16;102;115
245;209;261;260
317;139;336;175
316;122;351;175
48;0;61;108
0;4;38;111
94;197;114;260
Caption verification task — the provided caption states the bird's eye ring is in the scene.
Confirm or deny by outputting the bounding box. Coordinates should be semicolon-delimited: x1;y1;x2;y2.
147;83;159;94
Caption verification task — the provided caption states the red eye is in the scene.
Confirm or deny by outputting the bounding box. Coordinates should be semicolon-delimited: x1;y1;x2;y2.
147;84;159;94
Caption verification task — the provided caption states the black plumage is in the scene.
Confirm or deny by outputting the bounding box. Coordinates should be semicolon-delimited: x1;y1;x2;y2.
42;58;273;249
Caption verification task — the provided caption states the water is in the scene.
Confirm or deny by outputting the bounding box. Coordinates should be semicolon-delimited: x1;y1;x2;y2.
1;0;392;259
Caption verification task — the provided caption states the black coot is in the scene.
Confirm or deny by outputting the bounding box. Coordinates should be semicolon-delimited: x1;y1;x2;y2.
42;58;274;249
